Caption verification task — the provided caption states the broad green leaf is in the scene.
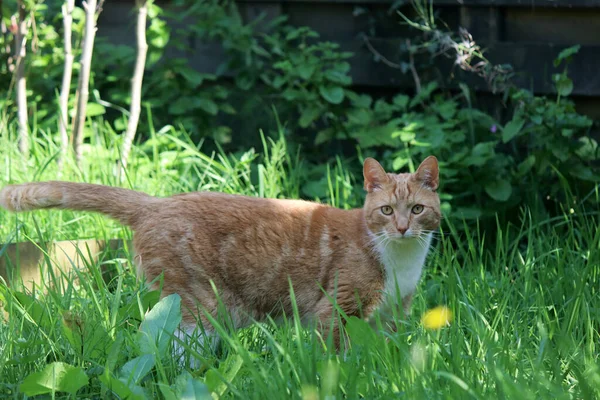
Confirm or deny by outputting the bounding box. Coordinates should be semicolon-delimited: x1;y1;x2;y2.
454;207;482;219
344;317;377;348
299;106;321;128
99;371;147;400
409;82;438;108
485;179;512;201
67;102;105;118
119;290;161;322
169;96;194;115
324;70;352;85
393;94;409;109
181;377;211;400
465;142;496;167
392;156;410;170
531;115;543;125
297;64;316;80
196;98;219;116
346;108;372;126
120;354;156;384
569;165;597;181
391;130;415;142
136;293;182;358
502;117;525;143
179;69;214;87
164;372;211;400
314;129;335;146
576;137;598;160
553;74;574;97
553;45;580;67
20;362;88;396
319;86;345;104
517;155;536;176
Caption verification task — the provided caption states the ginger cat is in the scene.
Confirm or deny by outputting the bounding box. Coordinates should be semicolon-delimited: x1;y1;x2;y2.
0;156;440;353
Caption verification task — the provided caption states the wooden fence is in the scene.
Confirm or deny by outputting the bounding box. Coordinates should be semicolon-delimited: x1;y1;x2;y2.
98;0;600;118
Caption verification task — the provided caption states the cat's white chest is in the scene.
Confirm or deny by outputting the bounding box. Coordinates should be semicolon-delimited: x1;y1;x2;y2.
373;233;432;303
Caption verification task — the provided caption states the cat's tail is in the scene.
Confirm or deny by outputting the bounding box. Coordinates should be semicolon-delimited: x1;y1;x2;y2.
0;181;158;226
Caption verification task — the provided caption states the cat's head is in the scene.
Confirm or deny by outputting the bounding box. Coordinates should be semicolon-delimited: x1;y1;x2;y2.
362;156;441;243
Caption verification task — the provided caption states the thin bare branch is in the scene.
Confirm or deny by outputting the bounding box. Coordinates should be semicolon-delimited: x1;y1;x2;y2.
73;0;100;166
121;0;149;171
15;0;29;156
406;39;421;94
362;35;403;70
58;0;75;168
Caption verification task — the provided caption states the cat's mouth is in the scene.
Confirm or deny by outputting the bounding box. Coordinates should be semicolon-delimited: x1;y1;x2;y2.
389;231;415;241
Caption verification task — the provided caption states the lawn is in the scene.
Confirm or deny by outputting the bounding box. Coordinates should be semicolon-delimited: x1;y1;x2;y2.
0;128;598;399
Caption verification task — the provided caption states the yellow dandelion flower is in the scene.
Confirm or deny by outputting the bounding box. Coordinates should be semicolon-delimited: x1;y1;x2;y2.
421;306;452;330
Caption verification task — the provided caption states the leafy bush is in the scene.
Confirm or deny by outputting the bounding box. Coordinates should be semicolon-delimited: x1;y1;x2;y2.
0;0;597;228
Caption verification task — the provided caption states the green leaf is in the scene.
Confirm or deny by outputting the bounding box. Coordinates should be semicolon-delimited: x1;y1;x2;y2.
553;45;580;67
168;96;194;115
569;165;597;181
314;129;335;146
20;362;88;396
299;106;321;128
531;115;543;125
319;86;345;104
82;103;106;117
297;64;316;80
454;207;482;219
166;372;211;400
485;179;512;202
136;293;182;358
181;376;212;399
517;155;536;176
99;371;147;400
392;156;410;170
324;70;352;85
553;74;574;97
392;94;409;110
205;355;243;397
119;290;160;322
576;137;598;161
502;117;525;143
391;130;415;142
196;98;219;116
346;108;372;126
345;317;378;348
120;354;156;384
179;69;214;87
466;142;496;167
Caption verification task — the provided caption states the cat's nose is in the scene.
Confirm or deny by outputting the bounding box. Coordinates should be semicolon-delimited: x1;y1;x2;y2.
397;226;408;235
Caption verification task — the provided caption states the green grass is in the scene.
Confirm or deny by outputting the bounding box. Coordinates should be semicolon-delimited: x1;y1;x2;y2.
1;126;599;399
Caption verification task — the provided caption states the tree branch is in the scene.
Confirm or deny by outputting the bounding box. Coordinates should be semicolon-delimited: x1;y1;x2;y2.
58;0;75;168
15;0;29;156
121;0;149;171
73;0;100;166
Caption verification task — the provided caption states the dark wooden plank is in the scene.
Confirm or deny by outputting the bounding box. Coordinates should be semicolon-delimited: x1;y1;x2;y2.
505;9;600;45
236;0;600;8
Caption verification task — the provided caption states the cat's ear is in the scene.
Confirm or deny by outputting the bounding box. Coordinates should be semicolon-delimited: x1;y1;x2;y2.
414;156;439;191
363;158;390;192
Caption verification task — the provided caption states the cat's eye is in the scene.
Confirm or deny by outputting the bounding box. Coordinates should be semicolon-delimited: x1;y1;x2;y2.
381;206;393;215
411;204;424;214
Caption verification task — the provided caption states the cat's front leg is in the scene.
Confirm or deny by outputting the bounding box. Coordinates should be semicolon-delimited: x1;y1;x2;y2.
173;322;221;369
401;293;414;316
